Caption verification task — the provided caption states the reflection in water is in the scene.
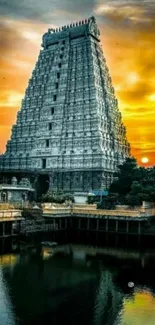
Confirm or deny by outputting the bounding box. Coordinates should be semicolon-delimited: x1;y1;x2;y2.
0;267;16;325
0;254;19;267
120;289;155;325
0;244;155;325
93;271;124;325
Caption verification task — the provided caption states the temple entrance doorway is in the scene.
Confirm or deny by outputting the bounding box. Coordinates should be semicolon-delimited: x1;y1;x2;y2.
37;174;49;200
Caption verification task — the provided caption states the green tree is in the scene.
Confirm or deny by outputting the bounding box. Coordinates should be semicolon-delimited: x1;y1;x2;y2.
125;194;141;207
130;181;144;195
110;157;138;195
98;157;155;209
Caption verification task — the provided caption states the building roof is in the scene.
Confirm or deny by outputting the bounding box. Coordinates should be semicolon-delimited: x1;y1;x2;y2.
0;184;34;192
42;16;100;48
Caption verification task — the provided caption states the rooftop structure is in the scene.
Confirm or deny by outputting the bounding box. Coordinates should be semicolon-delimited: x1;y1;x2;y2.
0;177;34;203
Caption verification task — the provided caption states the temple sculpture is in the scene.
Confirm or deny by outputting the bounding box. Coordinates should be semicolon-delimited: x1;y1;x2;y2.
0;17;130;193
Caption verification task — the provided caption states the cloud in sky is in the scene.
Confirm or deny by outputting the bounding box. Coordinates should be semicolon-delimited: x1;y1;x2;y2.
0;0;155;165
0;0;94;22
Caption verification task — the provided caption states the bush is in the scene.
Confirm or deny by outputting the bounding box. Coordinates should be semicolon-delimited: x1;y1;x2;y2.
87;195;96;204
97;195;118;210
41;191;74;204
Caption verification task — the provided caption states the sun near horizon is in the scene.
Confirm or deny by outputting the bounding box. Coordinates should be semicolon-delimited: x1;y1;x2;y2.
141;157;149;164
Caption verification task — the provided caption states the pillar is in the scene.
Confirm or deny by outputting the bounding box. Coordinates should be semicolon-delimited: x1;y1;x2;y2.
59;218;62;229
115;220;118;233
78;218;81;230
96;219;99;243
2;223;5;237
65;218;67;229
11;222;13;236
49;171;57;191
70;217;72;229
1;239;4;254
53;218;55;230
19;221;21;233
126;221;129;233
138;221;141;245
138;221;141;235
87;218;90;230
32;174;39;200
49;172;53;191
126;220;129;246
106;219;109;232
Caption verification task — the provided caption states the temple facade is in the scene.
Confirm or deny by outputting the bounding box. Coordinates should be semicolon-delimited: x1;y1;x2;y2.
0;17;130;193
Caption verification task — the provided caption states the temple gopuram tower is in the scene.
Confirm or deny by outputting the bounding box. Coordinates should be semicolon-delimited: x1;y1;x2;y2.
0;17;130;193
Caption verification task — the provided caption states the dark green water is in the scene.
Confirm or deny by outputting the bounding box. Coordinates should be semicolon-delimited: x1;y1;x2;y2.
0;243;155;325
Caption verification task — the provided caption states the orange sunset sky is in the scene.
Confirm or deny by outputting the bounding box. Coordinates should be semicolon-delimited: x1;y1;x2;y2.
0;0;155;166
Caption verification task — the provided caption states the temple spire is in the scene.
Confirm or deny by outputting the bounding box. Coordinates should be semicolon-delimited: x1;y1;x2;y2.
0;17;130;192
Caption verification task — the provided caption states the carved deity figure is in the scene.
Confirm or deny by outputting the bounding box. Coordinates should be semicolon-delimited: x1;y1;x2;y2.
11;177;17;186
73;173;83;188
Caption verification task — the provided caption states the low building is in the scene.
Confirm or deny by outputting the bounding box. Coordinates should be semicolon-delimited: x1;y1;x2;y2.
0;177;35;203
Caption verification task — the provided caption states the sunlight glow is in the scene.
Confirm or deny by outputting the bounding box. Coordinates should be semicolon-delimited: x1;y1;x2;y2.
127;72;140;85
141;157;149;164
94;4;112;15
22;30;40;42
148;94;155;102
0;92;23;108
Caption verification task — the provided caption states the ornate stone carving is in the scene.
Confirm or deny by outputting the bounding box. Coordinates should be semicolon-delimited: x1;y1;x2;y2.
83;172;92;191
63;172;71;190
88;16;100;39
0;16;130;192
11;177;17;186
19;177;31;187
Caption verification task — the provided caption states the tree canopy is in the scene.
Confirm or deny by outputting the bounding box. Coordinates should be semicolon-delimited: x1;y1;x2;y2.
98;157;155;208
